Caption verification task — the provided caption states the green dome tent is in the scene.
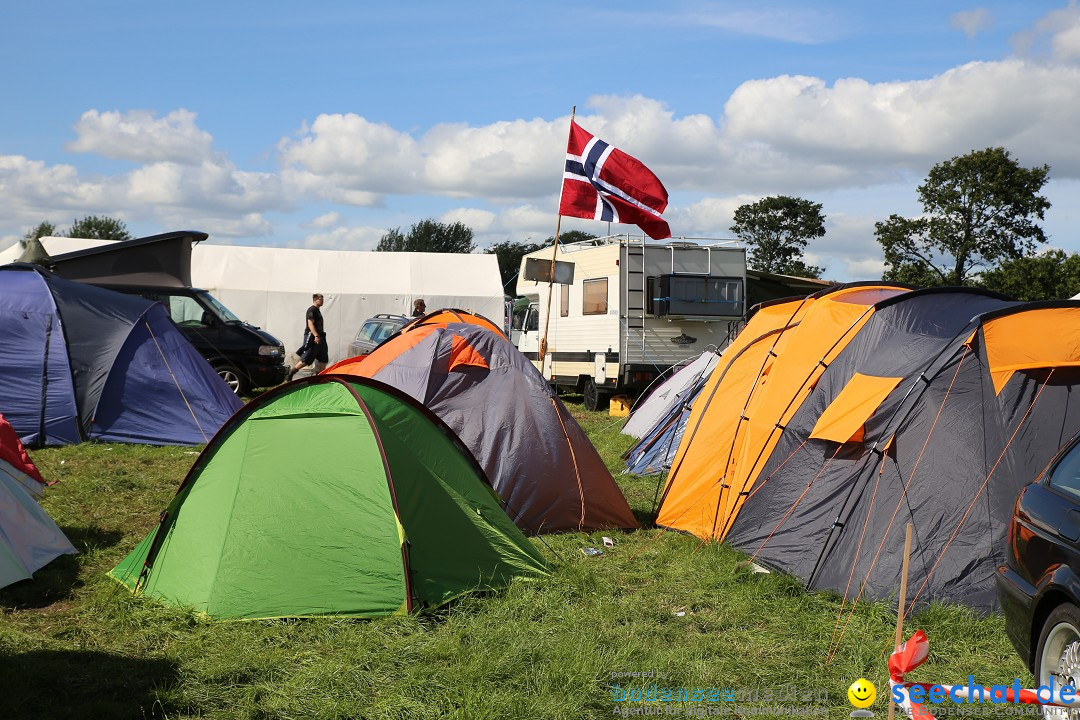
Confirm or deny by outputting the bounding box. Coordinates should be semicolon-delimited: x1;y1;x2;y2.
111;375;548;619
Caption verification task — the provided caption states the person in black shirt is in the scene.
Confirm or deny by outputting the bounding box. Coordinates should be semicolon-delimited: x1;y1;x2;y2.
287;293;327;380
412;298;426;317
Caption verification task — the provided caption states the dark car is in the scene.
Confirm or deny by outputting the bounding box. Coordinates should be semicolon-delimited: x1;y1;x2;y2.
104;285;288;395
348;314;410;358
998;433;1080;695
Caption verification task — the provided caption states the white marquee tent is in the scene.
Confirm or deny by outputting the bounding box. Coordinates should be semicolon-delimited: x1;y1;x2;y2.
0;238;507;364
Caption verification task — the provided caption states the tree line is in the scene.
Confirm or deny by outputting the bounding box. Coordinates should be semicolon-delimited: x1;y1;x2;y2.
21;146;1075;301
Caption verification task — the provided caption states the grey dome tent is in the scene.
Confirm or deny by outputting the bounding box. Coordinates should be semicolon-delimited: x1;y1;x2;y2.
326;319;638;534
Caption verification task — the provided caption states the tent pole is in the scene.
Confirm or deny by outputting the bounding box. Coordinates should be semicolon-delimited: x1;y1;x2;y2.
539;106;575;365
888;523;914;720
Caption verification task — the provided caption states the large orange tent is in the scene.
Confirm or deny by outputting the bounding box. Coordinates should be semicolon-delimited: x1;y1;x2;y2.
726;295;1080;610
656;283;908;540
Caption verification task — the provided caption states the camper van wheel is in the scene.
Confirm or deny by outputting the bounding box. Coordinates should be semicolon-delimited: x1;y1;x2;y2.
214;362;248;396
583;378;608;412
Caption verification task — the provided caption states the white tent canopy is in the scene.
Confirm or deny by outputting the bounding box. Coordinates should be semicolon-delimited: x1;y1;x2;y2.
0;459;77;589
621;350;722;438
0;239;506;364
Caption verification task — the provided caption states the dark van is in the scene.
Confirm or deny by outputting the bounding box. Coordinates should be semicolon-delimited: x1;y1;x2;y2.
101;284;287;395
43;230;288;395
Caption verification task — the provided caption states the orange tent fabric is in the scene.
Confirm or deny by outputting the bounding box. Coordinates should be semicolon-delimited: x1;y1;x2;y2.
325;325;436;377
982;307;1080;394
403;308;504;336
807;373;903;444
328;309;506;373
656;297;812;538
449;334;490;371
656;284;908;541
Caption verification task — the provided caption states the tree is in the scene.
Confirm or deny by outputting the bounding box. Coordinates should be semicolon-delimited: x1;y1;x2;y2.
549;230;599;246
978;250;1080;301
22;221;58;246
485;239;546;292
876;147;1050;286
376;219;475;253
729;196;824;278
66;215;132;241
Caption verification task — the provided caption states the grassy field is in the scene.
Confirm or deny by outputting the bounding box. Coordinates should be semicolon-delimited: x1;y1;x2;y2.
0;395;1030;720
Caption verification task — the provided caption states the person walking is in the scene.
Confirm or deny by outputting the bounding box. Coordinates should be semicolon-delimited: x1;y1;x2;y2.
287;293;327;380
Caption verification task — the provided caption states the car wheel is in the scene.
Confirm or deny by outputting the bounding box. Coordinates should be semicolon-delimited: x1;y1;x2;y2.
214;363;248;396
1035;603;1080;720
583;377;608;412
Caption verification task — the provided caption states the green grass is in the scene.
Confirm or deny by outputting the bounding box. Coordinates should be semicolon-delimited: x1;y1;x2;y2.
0;396;1030;719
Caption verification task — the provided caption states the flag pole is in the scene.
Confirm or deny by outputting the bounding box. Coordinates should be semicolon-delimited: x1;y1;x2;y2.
539;105;575;364
888;523;914;720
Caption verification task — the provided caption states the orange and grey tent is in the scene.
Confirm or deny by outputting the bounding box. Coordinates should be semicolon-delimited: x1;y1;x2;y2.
656;283;909;541
325;321;638;534
401;308;504;337
726;293;1080;610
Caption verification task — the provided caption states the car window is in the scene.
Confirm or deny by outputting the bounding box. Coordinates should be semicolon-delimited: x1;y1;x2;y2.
1049;442;1080;501
357;322;380;343
372;323;396;344
151;294;210;326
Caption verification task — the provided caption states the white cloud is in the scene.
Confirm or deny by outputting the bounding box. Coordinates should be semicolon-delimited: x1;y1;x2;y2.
297;224;387;251
596;5;847;44
952;9;993;40
306;212;342;229
681;6;845;44
440;207;496;232
839;256;888;280
67;109;214;164
1014;0;1080;60
722;59;1080;183
276;53;1080;213
278;114;562;204
675;195;757;237
173;213;273;239
277;114;421;198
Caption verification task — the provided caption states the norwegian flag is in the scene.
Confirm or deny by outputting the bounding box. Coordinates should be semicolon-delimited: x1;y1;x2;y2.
559;121;671;240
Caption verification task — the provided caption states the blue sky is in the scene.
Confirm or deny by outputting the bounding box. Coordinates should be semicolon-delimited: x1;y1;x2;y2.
2;1;1078;281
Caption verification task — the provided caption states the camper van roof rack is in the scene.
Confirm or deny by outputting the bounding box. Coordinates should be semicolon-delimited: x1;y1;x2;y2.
559;233;743;250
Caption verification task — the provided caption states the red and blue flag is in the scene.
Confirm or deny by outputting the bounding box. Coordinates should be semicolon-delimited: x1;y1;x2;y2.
559;120;671;240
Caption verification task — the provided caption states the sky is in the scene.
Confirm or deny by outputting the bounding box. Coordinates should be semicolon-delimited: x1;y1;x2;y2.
2;1;1079;282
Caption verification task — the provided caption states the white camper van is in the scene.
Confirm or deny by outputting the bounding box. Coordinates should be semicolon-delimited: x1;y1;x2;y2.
513;235;747;410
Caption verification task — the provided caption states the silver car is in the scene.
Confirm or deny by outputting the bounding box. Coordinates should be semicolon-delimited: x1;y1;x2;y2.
347;314;410;357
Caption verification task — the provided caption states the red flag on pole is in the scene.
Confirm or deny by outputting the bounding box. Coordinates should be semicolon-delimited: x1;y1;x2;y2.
558;121;671;240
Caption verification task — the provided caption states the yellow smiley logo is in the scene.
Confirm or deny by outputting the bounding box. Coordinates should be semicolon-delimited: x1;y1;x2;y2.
848;678;876;708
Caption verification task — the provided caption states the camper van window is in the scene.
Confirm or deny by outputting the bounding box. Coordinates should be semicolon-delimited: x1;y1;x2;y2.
560;284;569;317
583;278;608;315
527;307;539;331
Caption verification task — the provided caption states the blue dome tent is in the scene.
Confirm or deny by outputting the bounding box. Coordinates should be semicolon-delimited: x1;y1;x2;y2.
0;263;243;446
